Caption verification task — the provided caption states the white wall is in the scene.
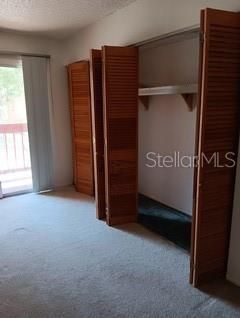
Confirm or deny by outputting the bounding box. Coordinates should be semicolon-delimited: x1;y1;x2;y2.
139;38;199;214
0;31;72;187
62;0;240;286
63;0;240;64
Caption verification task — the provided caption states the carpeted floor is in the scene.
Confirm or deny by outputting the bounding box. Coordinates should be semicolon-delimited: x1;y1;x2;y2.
0;187;240;318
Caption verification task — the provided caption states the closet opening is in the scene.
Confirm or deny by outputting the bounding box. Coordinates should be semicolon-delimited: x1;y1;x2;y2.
137;29;199;251
80;7;240;286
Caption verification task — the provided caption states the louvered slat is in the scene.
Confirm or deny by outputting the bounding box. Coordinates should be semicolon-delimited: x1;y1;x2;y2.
68;61;94;196
191;8;240;286
102;46;138;225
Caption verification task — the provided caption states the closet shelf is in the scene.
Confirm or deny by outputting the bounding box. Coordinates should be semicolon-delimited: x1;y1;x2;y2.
138;84;198;96
138;84;198;111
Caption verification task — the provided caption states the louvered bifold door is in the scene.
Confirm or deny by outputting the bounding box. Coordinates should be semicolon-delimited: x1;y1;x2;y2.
90;49;106;219
191;8;240;286
68;61;94;196
102;46;138;225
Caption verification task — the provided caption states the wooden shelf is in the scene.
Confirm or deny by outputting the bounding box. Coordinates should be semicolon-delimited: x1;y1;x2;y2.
139;84;198;96
138;84;198;111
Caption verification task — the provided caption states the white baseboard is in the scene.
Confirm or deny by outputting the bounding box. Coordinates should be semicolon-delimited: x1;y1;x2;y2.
226;274;240;287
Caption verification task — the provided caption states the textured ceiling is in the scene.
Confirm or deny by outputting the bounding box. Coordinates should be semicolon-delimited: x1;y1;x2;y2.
0;0;136;39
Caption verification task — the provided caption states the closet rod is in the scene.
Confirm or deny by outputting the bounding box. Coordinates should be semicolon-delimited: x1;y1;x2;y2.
0;51;50;58
132;25;200;48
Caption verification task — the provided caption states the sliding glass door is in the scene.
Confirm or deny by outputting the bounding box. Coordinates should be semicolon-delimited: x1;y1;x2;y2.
0;57;32;196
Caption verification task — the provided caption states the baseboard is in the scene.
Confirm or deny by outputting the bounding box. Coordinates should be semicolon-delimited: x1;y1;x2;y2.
226;274;240;287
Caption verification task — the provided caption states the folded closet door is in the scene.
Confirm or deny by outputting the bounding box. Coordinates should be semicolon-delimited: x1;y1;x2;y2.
68;61;94;196
102;46;138;225
191;8;240;286
90;49;106;219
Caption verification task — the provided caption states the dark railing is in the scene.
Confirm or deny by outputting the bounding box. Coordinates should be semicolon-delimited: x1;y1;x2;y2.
0;123;31;174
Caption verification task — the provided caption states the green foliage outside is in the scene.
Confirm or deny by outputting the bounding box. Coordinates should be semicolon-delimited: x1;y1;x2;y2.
0;66;25;122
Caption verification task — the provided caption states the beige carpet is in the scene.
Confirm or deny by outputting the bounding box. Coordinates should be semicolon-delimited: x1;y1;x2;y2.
0;187;240;318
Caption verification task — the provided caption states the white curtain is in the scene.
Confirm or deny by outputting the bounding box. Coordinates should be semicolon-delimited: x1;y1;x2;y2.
22;56;53;192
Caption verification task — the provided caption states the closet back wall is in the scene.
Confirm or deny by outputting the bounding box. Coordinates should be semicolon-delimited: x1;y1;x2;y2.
139;37;199;214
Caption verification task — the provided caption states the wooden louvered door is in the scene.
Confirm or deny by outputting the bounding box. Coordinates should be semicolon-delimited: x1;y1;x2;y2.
90;49;106;219
102;46;138;225
191;8;240;286
68;61;94;196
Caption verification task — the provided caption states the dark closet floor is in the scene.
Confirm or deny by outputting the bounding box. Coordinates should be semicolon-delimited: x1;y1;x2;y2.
138;194;192;251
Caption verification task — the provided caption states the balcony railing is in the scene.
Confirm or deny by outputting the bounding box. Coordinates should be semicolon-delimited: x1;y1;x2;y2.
0;123;31;174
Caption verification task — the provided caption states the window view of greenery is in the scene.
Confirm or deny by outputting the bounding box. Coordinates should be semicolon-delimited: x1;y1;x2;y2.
0;66;27;124
0;64;32;194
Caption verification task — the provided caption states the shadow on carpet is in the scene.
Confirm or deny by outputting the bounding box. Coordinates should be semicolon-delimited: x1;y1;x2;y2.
138;194;192;251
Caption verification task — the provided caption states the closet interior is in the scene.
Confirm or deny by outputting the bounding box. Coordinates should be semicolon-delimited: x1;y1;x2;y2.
67;8;240;286
138;29;199;251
